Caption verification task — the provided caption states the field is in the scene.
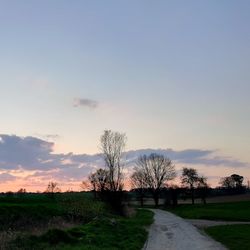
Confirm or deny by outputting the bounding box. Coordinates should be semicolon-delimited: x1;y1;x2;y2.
131;193;250;206
166;201;250;221
0;193;154;250
10;209;153;250
0;193;105;231
205;224;250;250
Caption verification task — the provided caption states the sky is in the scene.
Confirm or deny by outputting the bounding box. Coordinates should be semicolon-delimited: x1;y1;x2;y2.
0;0;249;191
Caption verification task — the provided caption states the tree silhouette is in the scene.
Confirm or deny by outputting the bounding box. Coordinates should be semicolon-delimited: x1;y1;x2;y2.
181;168;199;205
100;130;126;192
45;182;61;198
131;169;147;207
135;153;176;207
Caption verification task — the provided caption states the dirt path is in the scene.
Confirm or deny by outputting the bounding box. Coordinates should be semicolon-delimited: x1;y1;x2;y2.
143;209;227;250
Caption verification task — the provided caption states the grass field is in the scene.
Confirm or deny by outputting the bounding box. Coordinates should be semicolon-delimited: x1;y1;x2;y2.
0;193;105;232
166;201;250;221
0;193;154;250
205;224;250;250
9;209;154;250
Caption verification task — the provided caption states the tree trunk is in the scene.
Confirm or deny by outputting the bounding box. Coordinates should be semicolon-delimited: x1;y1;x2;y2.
172;189;178;207
153;194;159;207
191;188;195;205
202;197;206;205
140;195;144;207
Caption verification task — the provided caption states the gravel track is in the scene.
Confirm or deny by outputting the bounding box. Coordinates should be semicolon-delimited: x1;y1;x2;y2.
143;209;227;250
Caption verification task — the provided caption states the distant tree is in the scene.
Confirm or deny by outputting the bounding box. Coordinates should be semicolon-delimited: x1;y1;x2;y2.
136;153;176;207
219;176;234;189
231;174;244;188
92;168;110;192
219;174;244;191
84;168;110;199
197;176;209;204
164;185;180;207
80;180;92;191
181;168;199;205
100;130;126;192
130;168;147;207
45;182;61;198
17;188;26;194
66;188;74;193
5;191;14;197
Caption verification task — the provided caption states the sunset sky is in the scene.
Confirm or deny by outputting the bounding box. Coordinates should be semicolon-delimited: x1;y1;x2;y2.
0;1;249;191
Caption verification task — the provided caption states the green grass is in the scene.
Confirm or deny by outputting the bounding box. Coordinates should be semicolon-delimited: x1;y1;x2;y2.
11;209;154;250
205;224;250;250
0;193;106;231
166;201;250;221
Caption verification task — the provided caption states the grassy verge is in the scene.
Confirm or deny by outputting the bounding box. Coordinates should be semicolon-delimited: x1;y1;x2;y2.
166;201;250;221
10;209;154;250
205;224;250;250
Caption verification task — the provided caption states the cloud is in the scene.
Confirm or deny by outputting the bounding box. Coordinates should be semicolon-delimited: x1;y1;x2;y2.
73;98;98;109
124;148;247;167
0;134;55;170
0;173;16;182
45;134;60;140
33;134;60;141
0;134;248;188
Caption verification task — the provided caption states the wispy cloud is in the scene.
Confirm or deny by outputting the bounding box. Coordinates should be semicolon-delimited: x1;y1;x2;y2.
73;98;99;109
0;173;16;182
124;149;248;168
34;134;60;141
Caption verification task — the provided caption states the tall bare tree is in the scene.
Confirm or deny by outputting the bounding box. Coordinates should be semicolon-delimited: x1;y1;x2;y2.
131;168;147;207
181;167;200;205
136;153;176;207
100;130;126;192
197;176;209;204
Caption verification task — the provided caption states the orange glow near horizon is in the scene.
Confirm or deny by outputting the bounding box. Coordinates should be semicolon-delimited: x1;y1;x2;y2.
0;175;235;193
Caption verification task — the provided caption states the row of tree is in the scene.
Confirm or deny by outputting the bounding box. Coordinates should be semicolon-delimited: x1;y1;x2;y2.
84;130;246;208
9;130;245;209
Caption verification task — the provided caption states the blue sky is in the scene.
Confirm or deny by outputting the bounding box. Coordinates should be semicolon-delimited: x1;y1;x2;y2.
0;1;249;190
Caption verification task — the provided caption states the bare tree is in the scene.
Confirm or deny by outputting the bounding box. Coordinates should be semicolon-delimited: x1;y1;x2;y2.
17;188;26;194
136;153;176;207
131;168;147;207
219;174;244;190
94;168;110;192
197;176;209;204
100;130;126;192
45;182;61;198
181;168;206;205
88;172;98;194
83;168;110;198
219;176;235;189
80;180;92;191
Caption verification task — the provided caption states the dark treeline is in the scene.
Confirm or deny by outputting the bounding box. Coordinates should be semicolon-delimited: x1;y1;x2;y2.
130;184;249;207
